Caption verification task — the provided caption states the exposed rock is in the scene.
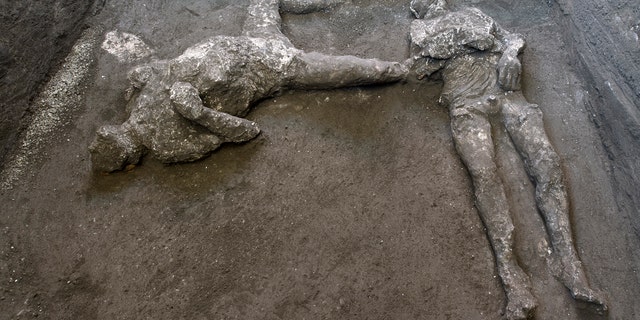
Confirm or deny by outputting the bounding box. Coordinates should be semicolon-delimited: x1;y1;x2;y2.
101;30;154;63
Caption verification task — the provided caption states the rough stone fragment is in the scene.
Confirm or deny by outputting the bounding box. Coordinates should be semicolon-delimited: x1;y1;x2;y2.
101;30;154;63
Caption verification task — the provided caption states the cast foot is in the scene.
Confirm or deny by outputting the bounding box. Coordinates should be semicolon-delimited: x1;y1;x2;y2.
570;284;608;314
500;261;537;320
504;289;537;320
558;255;608;313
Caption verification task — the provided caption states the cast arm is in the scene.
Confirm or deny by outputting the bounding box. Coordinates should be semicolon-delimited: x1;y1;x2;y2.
495;28;525;91
285;52;407;90
411;57;447;80
169;82;260;143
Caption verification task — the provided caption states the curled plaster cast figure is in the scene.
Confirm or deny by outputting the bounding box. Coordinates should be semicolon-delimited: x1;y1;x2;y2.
89;0;407;172
408;0;607;318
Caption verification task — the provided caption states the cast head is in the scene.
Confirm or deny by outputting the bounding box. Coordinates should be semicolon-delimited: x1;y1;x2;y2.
129;64;155;87
89;125;143;172
410;0;449;19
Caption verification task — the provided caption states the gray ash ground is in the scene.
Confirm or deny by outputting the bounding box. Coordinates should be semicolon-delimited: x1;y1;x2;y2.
1;0;639;319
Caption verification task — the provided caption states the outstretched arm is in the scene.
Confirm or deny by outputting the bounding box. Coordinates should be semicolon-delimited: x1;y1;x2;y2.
286;52;407;90
169;82;260;143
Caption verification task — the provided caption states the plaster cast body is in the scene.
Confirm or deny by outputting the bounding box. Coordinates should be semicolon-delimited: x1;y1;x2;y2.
89;0;407;172
409;0;607;318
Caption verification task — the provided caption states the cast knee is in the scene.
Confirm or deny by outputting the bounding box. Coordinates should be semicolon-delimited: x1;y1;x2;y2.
450;108;498;182
526;142;563;185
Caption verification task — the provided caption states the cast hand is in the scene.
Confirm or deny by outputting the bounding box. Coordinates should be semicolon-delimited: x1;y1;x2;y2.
497;54;521;91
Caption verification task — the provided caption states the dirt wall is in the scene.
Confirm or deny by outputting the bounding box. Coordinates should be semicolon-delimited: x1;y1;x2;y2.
553;0;640;237
0;0;98;165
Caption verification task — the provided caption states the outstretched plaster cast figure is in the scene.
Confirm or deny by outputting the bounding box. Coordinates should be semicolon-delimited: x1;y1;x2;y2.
89;0;407;172
408;0;607;318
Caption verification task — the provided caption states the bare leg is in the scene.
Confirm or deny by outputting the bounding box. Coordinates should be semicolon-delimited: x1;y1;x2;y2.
170;82;260;143
451;107;537;320
501;97;607;311
287;52;407;89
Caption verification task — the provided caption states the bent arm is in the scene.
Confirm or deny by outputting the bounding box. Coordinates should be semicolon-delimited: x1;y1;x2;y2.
411;57;447;80
169;82;260;143
498;30;525;57
496;28;526;91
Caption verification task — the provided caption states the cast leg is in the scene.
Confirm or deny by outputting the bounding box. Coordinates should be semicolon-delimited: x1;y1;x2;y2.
243;0;344;44
243;0;293;45
170;82;260;143
451;107;537;320
502;99;607;310
286;52;407;90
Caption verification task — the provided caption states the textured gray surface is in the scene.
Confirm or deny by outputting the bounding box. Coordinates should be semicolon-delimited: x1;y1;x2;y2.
89;0;407;172
0;0;98;165
409;1;607;317
0;0;638;319
554;0;640;247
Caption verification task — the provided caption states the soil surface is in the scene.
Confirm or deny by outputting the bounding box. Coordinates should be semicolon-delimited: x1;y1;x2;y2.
0;0;99;165
1;0;639;319
555;0;640;245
